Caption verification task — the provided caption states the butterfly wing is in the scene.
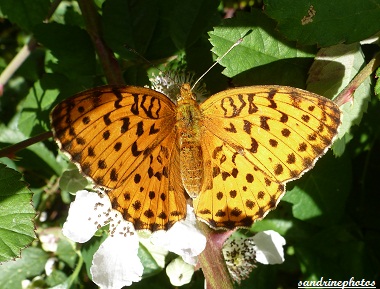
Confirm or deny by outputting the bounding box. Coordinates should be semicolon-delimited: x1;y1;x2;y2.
51;85;187;231
195;85;341;229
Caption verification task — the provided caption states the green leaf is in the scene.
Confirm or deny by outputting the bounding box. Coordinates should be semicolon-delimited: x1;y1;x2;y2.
0;0;50;32
102;0;159;57
294;225;379;279
0;247;49;289
18;80;58;136
52;1;84;27
49;279;72;289
33;22;96;82
102;0;219;61
306;43;372;155
375;67;380;97
59;169;88;193
168;0;220;49
242;265;278;289
251;217;294;237
186;36;227;95
251;201;295;236
0;164;36;262
264;0;380;46
138;242;163;278
1;1;379;287
18;73;85;138
48;236;84;289
56;237;78;269
282;153;351;225
46;270;68;288
209;10;315;87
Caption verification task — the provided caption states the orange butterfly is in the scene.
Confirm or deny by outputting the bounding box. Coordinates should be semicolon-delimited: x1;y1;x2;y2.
51;83;341;231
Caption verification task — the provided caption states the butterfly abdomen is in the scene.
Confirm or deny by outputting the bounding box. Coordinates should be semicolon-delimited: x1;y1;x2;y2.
176;84;204;198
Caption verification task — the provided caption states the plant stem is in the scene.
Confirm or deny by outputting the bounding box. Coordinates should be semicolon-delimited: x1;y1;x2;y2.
0;38;38;94
198;222;234;289
0;131;53;158
78;0;125;85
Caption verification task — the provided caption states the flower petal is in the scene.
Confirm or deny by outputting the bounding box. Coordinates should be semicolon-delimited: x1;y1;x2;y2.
166;257;194;286
90;221;143;289
138;231;168;268
151;205;206;265
62;190;112;243
45;257;57;276
253;230;286;264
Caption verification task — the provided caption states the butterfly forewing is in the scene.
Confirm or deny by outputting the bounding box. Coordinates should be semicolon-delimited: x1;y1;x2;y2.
51;85;187;231
194;85;341;229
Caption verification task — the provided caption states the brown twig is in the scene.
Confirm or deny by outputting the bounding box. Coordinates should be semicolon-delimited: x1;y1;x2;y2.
0;131;53;158
77;0;125;85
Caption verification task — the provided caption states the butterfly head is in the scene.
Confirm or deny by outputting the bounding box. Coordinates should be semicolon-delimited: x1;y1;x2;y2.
178;83;197;102
150;71;207;103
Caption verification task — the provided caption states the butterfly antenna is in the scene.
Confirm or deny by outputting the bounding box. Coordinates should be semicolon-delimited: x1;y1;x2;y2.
191;30;252;91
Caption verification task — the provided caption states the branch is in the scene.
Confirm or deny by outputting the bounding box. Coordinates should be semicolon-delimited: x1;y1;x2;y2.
0;131;53;158
78;0;125;85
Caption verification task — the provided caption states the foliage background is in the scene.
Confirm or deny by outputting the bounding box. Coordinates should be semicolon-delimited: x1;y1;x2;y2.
0;0;380;288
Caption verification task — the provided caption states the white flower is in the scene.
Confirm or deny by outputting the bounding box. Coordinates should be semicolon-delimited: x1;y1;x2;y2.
39;232;59;252
222;230;285;284
90;226;143;288
252;230;286;265
21;279;31;289
62;190;113;243
45;257;57;276
166;257;195;286
62;190;143;288
62;191;207;289
150;205;207;265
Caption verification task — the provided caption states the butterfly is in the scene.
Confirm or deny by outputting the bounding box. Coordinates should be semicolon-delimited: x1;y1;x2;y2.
50;82;341;231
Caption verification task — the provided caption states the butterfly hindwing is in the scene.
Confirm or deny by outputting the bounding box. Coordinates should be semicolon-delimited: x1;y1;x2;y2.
108;131;187;231
194;85;341;229
195;128;285;229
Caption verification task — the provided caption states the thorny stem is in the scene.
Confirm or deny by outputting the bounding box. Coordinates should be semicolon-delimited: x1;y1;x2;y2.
334;51;380;107
0;131;53;158
198;222;234;289
77;0;125;85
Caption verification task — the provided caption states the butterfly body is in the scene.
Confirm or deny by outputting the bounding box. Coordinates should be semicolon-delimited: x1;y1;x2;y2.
176;84;204;198
51;83;341;231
